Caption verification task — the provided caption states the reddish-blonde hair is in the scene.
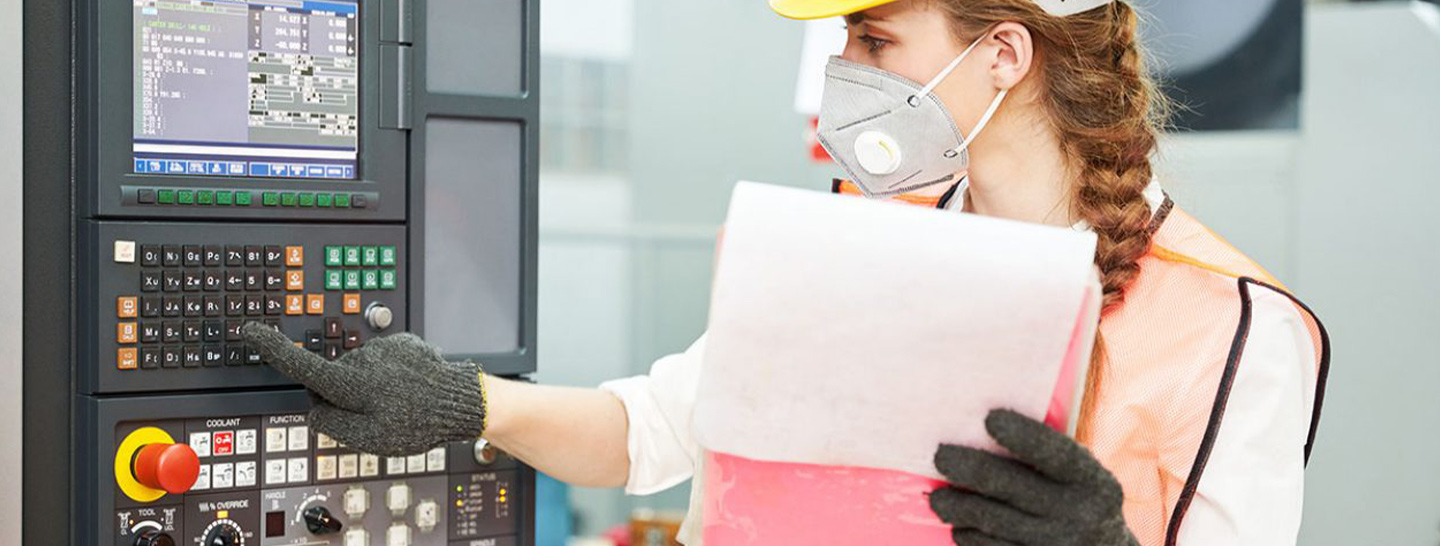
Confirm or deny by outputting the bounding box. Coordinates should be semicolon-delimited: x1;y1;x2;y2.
931;0;1170;441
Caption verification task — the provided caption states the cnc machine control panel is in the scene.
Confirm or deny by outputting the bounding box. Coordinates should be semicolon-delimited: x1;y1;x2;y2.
62;0;542;543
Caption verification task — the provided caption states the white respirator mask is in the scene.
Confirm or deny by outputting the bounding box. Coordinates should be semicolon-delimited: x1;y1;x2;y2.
815;33;1007;198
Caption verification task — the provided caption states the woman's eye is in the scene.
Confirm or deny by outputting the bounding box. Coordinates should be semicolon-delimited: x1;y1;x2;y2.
858;34;889;53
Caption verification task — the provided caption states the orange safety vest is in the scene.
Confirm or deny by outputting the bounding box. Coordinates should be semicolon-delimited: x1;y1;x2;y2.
834;180;1332;546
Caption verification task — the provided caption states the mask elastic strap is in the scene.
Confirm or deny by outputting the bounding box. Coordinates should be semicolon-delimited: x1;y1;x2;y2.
911;34;988;104
955;88;1007;152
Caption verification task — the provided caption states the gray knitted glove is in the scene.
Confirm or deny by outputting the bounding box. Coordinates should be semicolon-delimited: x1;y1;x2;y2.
929;409;1138;546
241;322;486;457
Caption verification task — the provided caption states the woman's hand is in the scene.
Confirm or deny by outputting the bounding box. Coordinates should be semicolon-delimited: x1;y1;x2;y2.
242;322;486;457
930;409;1137;546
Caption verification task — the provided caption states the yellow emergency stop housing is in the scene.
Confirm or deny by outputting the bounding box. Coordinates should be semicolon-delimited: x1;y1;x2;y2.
113;427;176;503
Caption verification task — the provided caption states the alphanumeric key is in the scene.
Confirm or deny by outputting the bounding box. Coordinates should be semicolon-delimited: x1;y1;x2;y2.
162;322;182;344
265;295;284;316
325;343;342;360
203;320;223;343
305;329;324;352
203;270;222;292
162;245;181;267
244;270;262;291
264;270;284;291
140;245;161;267
225;295;244;317
140;323;161;344
244;245;264;266
140;271;162;293
245;295;263;316
183;346;202;368
162;297;182;318
225;320;244;342
244;347;263;365
162;270;182;292
182;270;202;292
183;296;203;317
264;246;285;267
183;321;202;343
203;346;224;367
204;245;223;267
203;295;222;317
183;245;202;267
140;297;161;318
225;345;245;366
225;245;245;267
225;270;245;292
162;347;181;368
264;318;281;330
140;347;161;369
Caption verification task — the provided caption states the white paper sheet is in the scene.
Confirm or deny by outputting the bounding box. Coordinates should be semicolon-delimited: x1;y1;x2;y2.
693;182;1099;480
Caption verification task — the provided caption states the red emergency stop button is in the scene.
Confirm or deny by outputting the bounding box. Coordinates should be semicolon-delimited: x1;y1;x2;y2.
133;442;200;494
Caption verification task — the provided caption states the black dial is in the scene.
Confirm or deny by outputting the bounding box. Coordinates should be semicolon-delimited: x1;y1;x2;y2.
133;528;175;546
303;505;343;534
203;524;239;546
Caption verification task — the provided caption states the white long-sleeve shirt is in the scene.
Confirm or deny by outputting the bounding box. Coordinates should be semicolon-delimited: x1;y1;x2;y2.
600;183;1316;545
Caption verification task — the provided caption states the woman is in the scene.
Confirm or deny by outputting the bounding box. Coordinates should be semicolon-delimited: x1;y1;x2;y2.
243;0;1329;544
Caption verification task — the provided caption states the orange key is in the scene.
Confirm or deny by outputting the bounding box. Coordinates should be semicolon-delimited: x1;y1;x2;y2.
306;294;325;315
286;270;305;291
117;322;138;344
117;348;138;370
286;246;304;267
342;293;361;315
285;294;305;316
117;296;138;318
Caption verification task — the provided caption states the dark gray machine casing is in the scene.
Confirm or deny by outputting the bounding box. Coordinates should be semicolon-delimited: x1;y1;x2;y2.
24;0;543;542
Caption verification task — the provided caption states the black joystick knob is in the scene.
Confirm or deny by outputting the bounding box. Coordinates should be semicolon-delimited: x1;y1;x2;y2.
204;525;238;546
303;505;344;534
134;528;175;546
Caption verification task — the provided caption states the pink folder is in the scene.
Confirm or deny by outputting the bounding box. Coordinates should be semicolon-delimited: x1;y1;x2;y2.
694;183;1100;544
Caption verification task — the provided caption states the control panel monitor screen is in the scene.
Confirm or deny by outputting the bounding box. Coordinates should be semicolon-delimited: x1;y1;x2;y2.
132;0;360;180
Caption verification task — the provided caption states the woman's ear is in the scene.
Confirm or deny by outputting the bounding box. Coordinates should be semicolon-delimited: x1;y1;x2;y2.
987;22;1035;91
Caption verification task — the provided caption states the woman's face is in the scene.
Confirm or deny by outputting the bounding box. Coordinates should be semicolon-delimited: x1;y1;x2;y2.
841;1;1031;194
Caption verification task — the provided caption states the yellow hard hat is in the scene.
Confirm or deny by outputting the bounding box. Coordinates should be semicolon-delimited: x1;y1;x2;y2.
769;0;899;20
769;0;1114;20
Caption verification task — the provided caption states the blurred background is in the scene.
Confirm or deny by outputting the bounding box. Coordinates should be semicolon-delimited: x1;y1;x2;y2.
531;0;1440;544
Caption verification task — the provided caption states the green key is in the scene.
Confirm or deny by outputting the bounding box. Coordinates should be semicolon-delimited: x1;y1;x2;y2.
157;189;176;204
262;192;279;206
298;193;315;207
324;246;343;267
280;193;298;207
197;190;214;205
316;193;332;208
379;269;397;290
379;246;397;266
177;190;195;205
343;246;361;266
215;191;234;206
361;270;379;290
325;269;343;291
235;191;253;206
334;193;351;208
343;270;361;290
361;246;378;266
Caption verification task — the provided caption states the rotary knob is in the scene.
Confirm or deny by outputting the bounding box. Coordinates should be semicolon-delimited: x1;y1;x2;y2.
303;505;344;535
132;442;200;495
364;302;393;331
203;524;239;546
133;529;175;546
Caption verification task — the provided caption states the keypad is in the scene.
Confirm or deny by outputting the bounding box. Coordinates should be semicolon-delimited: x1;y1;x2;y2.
113;241;394;372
